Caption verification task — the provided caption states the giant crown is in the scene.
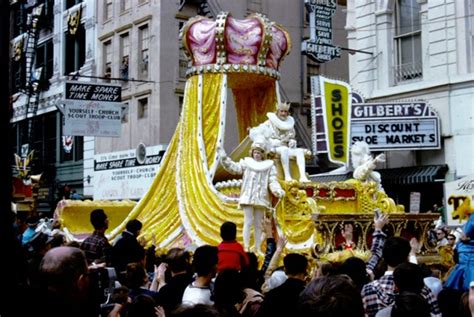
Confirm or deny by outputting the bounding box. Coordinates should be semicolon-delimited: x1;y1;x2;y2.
180;12;291;79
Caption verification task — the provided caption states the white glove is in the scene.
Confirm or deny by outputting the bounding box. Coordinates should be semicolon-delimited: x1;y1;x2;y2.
288;139;297;148
274;189;285;199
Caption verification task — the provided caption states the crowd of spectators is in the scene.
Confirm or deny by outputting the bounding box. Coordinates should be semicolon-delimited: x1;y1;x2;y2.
6;206;474;317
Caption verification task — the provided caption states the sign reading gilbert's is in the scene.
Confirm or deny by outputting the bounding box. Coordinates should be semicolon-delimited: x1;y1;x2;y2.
310;76;441;154
351;102;441;151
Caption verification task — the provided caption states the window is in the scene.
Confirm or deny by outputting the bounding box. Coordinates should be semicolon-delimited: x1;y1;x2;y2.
120;0;130;12
138;25;149;80
60;115;83;162
11;59;25;94
13;7;27;37
39;0;54;29
393;0;422;83
121;102;129;123
60;136;83;162
178;95;184;114
120;33;130;80
65;0;82;10
36;39;54;90
137;97;148;119
103;40;112;80
104;0;113;21
64;24;86;75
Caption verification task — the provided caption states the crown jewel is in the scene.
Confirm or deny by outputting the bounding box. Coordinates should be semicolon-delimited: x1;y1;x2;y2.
180;12;291;79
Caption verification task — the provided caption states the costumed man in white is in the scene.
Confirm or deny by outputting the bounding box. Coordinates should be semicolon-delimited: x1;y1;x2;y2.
250;102;311;182
351;141;385;191
218;140;285;253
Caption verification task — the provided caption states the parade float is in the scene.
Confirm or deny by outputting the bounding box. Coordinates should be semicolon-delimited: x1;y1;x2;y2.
57;12;443;265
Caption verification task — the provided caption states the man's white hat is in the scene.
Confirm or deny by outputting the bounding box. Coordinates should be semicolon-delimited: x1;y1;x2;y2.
277;102;290;111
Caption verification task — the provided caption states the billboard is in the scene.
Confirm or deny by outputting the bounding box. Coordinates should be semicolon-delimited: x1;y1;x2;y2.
318;76;352;165
93;145;166;200
63;81;123;137
351;102;441;150
444;175;474;226
301;0;341;63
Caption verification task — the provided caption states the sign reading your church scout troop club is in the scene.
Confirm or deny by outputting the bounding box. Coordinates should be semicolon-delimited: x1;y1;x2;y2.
63;81;123;137
93;145;166;200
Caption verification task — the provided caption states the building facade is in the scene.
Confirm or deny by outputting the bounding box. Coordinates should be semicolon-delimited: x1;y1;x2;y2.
10;0;96;211
346;0;473;211
89;0;349;198
9;0;350;204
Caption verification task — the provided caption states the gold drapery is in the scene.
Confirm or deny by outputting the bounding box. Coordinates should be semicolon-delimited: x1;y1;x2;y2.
230;74;277;141
105;72;279;248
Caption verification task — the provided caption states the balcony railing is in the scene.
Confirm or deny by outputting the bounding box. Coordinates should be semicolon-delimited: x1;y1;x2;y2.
393;62;422;84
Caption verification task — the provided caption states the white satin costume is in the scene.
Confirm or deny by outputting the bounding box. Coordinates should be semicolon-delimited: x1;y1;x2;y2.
220;156;284;253
251;113;310;182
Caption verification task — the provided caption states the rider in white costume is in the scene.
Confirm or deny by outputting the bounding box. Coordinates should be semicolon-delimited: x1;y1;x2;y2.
250;102;311;182
351;141;385;191
218;140;285;253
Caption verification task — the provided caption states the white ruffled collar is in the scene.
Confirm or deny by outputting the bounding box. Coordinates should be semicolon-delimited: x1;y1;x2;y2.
242;157;274;171
267;112;294;131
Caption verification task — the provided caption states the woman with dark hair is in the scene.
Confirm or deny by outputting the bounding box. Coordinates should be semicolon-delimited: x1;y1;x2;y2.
339;257;370;291
297;275;365;317
212;269;243;317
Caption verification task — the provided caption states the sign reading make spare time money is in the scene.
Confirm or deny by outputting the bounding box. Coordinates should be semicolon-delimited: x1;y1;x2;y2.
351;102;441;151
63;81;122;137
94;145;166;200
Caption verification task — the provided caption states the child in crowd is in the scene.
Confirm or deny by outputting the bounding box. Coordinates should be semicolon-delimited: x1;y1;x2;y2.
217;221;249;272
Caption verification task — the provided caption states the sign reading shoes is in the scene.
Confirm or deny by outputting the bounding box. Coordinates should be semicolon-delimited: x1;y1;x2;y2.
63;81;122;137
351;102;441;151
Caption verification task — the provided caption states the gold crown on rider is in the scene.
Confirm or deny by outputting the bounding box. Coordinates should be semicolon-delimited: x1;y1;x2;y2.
277;102;291;111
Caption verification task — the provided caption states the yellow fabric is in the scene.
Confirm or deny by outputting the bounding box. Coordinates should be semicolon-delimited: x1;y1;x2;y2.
178;74;241;245
108;123;182;247
84;72;279;248
232;79;277;141
57;200;136;235
201;74;222;170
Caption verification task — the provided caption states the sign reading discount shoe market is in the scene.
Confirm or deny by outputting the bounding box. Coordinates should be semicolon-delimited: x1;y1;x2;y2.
351;102;441;151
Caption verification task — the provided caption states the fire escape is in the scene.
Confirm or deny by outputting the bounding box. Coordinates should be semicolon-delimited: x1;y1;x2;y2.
11;3;44;186
23;4;44;154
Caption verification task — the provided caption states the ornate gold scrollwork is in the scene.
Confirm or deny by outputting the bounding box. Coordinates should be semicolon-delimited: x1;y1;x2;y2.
275;181;318;245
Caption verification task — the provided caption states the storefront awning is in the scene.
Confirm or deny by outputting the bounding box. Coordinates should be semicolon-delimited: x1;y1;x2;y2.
310;171;353;183
378;165;448;185
309;165;448;185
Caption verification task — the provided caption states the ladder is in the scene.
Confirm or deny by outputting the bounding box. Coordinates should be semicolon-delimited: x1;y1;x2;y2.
23;5;44;147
